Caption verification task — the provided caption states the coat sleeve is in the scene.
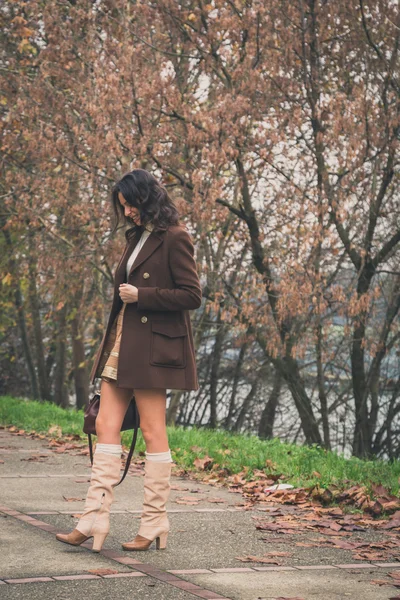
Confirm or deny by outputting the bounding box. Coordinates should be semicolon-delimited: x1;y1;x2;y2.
136;227;202;311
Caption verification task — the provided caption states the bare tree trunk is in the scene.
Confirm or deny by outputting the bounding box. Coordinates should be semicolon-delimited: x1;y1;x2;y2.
54;302;68;407
167;390;183;425
220;154;323;445
351;270;374;457
208;309;225;428
27;228;51;401
258;369;282;439
275;354;322;444
316;322;331;449
3;228;39;399
233;380;258;432
225;338;249;430
71;309;89;410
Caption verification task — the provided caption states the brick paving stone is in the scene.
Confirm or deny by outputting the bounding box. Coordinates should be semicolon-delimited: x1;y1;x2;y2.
252;566;298;571
38;524;57;531
210;567;255;573
102;572;147;578
173;580;205;590
47;474;78;478
100;549;124;559
296;565;338;570
26;511;60;515
334;563;375;569
59;510;83;514
53;574;101;581
168;569;213;574
150;572;184;582
372;563;400;567
132;564;164;574
190;591;230;600
4;577;54;584
195;508;225;512
113;557;142;565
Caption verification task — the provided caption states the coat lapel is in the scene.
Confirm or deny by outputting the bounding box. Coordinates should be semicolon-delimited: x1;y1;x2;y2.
114;227;166;288
127;231;164;277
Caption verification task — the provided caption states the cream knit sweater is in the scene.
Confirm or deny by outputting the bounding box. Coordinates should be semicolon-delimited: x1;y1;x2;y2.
126;222;154;280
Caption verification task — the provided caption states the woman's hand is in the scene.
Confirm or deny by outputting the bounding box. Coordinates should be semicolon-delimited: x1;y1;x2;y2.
119;283;138;303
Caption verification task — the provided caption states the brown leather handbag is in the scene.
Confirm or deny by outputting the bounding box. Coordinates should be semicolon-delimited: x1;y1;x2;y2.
83;392;140;486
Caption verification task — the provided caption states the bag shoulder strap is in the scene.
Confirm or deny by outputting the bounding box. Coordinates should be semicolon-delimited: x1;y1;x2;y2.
87;424;139;487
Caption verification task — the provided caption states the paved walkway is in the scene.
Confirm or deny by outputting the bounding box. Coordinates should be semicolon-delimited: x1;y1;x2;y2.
1;428;400;599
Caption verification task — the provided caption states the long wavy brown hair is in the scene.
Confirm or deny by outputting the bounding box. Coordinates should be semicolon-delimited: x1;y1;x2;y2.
111;169;181;242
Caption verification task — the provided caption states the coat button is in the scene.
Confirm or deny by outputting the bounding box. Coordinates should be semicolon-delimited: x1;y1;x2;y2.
141;316;148;323
143;272;150;279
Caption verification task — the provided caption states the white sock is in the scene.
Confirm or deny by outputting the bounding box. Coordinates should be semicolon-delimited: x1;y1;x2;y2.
95;443;122;457
145;450;173;463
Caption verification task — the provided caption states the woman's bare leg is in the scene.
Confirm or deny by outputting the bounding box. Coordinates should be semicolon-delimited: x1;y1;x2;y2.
96;379;134;444
133;388;169;452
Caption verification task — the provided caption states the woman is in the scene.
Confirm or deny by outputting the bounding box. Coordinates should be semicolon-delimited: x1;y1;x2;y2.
56;169;202;552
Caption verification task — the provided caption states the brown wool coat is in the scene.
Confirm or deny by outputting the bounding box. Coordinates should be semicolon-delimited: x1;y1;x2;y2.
89;224;202;391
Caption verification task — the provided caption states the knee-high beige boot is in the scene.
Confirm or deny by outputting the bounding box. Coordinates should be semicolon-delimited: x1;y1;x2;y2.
56;452;121;552
121;459;172;551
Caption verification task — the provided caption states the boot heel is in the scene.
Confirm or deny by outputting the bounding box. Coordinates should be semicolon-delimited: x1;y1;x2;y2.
92;532;108;552
156;532;168;550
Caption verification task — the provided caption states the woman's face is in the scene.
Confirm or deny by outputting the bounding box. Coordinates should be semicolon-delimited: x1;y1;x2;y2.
118;192;141;225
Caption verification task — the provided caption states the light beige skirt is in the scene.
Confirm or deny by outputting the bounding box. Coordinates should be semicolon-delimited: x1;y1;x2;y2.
100;302;127;382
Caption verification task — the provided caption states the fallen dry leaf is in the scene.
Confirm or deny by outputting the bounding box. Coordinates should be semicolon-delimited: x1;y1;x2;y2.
353;552;386;561
175;497;199;505
86;568;119;576
21;454;49;462
190;445;204;453
48;425;62;437
62;496;84;502
235;555;282;564
193;455;213;470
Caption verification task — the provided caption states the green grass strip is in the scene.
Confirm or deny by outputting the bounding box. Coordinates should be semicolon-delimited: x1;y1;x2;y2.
1;395;399;495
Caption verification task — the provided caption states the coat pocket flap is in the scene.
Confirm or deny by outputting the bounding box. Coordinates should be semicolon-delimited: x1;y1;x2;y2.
151;321;188;338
